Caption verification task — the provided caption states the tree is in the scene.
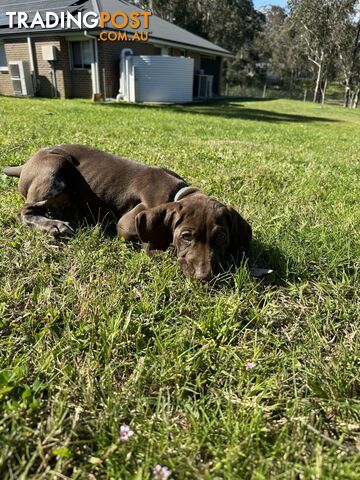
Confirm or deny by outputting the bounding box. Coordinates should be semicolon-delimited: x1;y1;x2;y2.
255;6;312;92
330;2;360;107
288;0;336;103
142;0;265;87
288;0;360;105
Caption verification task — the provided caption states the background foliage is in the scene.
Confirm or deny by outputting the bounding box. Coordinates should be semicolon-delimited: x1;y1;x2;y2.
136;0;360;106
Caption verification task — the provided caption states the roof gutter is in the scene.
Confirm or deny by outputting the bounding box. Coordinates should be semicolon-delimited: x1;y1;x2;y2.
0;28;233;58
148;37;233;58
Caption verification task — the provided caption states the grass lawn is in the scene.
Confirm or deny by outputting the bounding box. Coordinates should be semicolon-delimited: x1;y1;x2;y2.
0;96;359;479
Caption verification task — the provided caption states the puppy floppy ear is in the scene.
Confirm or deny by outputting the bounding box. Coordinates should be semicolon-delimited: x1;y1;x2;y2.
226;206;252;261
135;203;180;251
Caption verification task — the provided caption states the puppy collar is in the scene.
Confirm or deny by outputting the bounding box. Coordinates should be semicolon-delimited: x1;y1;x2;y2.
174;185;194;202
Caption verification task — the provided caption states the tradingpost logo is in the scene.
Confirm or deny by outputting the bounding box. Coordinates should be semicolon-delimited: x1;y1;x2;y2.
5;9;152;42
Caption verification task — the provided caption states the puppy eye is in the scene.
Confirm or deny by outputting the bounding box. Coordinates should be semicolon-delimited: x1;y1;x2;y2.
215;230;227;243
181;232;192;242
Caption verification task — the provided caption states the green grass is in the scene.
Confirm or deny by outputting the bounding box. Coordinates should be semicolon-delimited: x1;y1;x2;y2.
0;96;359;479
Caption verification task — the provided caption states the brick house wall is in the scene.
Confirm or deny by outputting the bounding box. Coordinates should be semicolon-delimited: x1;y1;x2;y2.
0;37;156;99
71;70;92;98
0;37;71;98
0;36;93;98
185;50;201;71
98;40;155;98
33;37;70;98
67;38;93;98
0;36;223;99
35;36;94;98
0;39;30;96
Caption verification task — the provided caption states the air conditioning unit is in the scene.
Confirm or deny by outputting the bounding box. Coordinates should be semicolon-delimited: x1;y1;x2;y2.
8;61;34;97
194;74;213;98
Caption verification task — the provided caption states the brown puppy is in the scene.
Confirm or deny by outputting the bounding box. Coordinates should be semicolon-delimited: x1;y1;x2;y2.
3;144;251;281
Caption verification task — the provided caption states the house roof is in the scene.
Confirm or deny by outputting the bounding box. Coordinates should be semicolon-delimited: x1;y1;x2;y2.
0;0;232;57
0;1;94;28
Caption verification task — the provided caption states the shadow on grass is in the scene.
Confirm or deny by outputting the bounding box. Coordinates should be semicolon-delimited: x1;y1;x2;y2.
59;216;292;288
60;218;291;289
99;98;339;124
249;238;291;286
187;238;291;293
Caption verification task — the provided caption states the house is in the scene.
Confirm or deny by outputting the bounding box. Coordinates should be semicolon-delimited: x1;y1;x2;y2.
0;0;232;101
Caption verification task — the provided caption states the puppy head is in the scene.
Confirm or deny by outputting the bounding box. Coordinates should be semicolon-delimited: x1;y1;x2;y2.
135;194;252;281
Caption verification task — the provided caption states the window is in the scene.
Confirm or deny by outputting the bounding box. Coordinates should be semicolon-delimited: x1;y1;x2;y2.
153;46;170;56
0;41;7;71
70;41;93;69
172;48;186;57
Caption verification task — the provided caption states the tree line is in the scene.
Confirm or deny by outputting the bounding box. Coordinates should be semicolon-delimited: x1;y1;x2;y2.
134;1;360;107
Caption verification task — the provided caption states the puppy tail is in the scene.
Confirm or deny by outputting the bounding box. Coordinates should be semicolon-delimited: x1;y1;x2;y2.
3;165;23;177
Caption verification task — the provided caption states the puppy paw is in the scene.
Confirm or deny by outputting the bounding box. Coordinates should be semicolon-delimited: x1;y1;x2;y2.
48;220;75;238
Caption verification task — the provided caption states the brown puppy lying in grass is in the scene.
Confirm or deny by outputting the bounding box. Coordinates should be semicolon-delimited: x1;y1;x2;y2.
3;144;252;281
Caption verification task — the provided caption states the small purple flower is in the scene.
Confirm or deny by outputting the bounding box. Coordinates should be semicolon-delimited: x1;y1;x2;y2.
119;425;134;441
153;464;171;479
245;361;256;370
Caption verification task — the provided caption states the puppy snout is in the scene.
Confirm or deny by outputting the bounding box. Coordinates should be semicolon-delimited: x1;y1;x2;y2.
194;265;213;282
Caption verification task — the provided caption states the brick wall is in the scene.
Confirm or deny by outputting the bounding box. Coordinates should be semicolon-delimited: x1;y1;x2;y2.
33;37;69;98
71;69;93;98
0;37;221;100
186;50;201;71
33;37;93;98
98;40;155;98
0;36;93;99
0;39;30;96
67;38;93;98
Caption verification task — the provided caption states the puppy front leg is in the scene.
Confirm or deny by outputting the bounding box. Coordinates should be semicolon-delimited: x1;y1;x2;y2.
117;203;146;242
20;200;74;237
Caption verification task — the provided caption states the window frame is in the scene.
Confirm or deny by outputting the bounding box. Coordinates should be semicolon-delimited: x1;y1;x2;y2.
0;40;8;72
69;40;93;71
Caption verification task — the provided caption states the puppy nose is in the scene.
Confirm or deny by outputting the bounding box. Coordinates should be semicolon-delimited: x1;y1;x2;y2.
195;269;213;282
